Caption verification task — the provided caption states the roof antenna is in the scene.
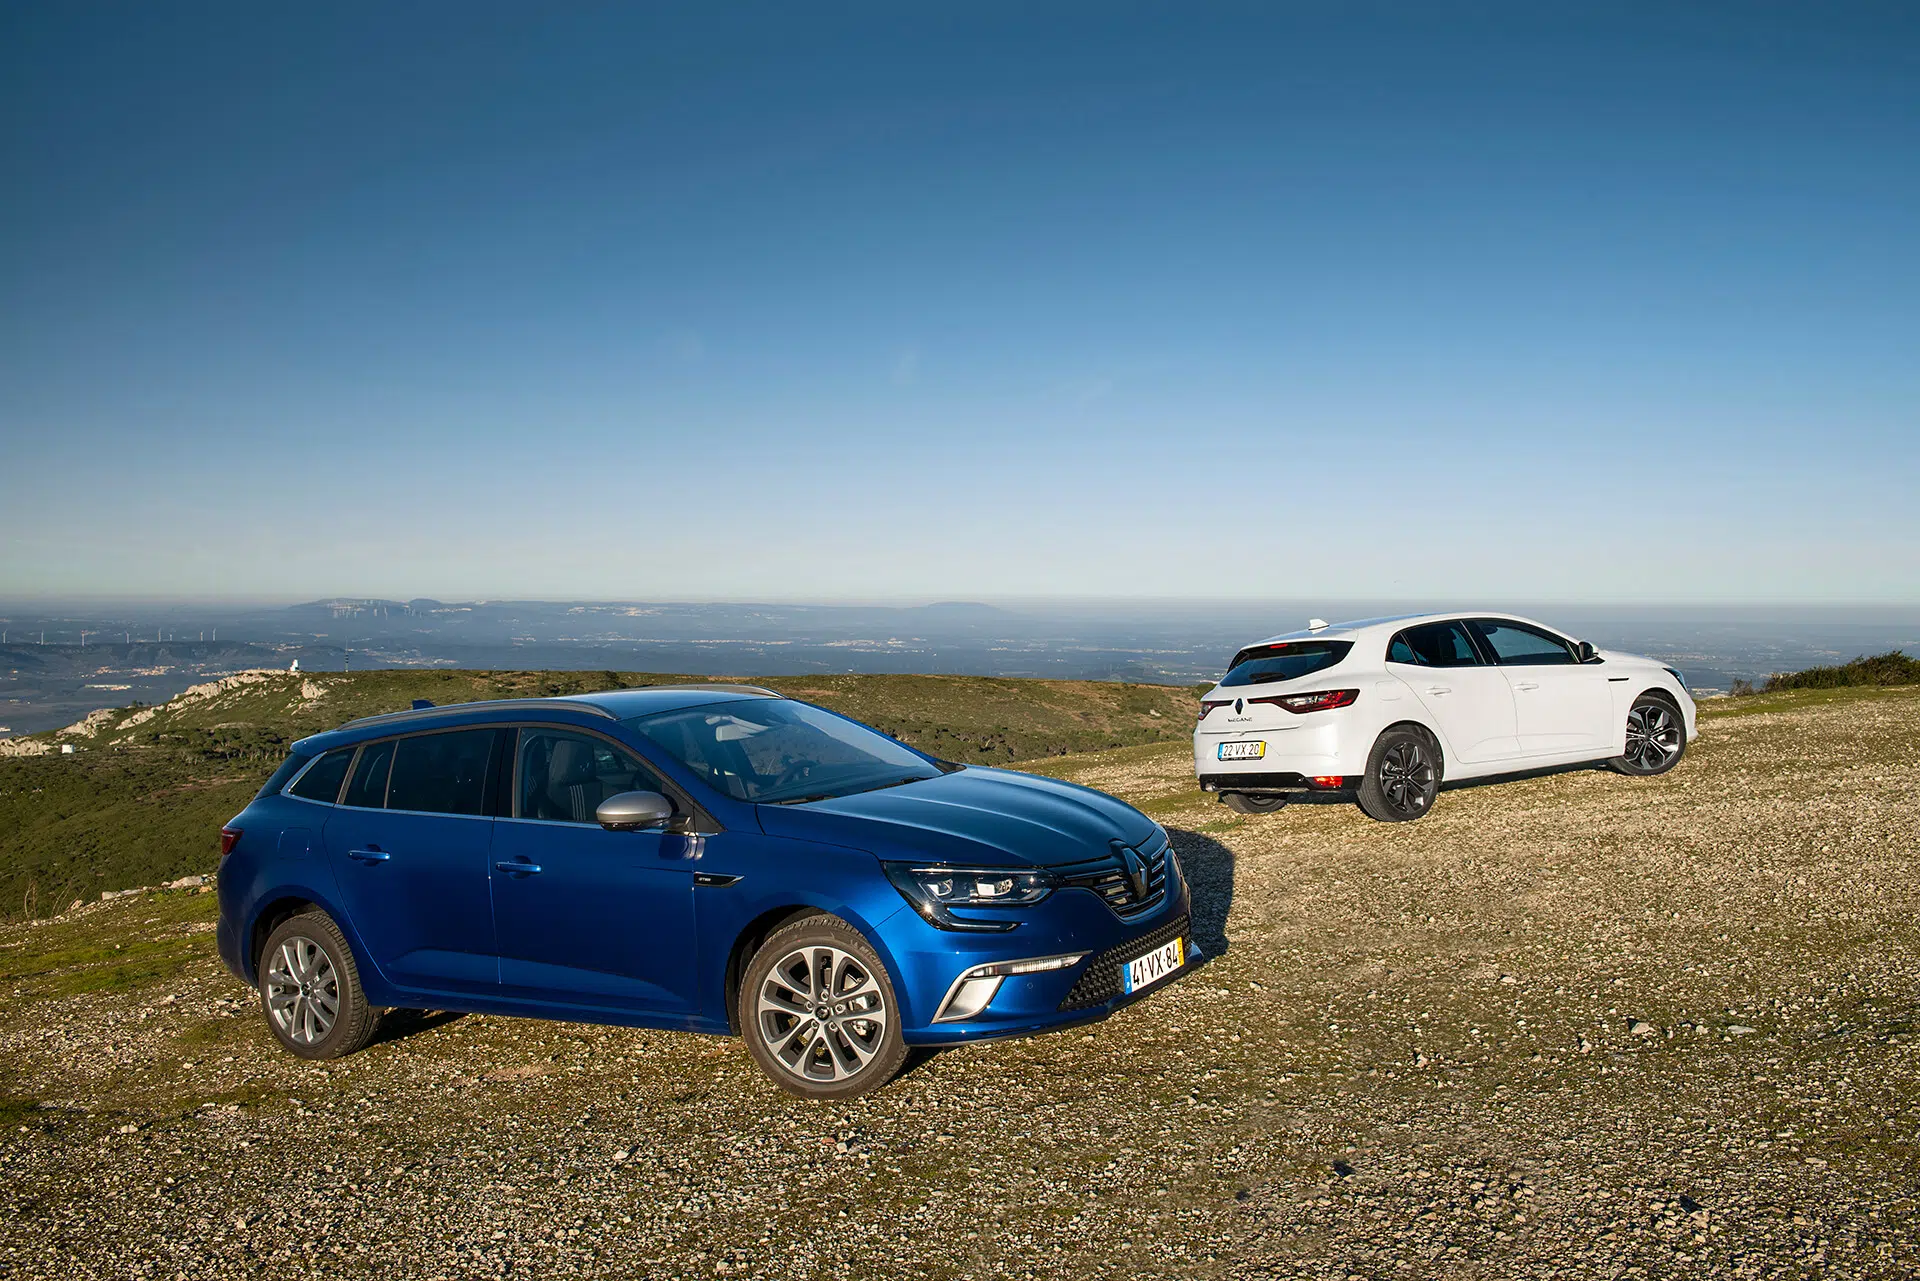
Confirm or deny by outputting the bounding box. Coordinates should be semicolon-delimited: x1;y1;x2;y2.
412;699;435;710
1307;618;1329;632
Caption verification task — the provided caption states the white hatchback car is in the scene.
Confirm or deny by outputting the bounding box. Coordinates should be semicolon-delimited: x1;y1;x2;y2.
1193;613;1697;822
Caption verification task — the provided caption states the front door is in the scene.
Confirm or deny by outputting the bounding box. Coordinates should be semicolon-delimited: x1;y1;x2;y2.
489;729;698;1015
1385;620;1521;765
320;729;502;997
1469;619;1615;756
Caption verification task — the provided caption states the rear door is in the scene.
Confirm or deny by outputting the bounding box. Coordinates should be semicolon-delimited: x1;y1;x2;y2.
1384;621;1521;765
320;728;502;997
488;728;699;1016
1469;619;1615;756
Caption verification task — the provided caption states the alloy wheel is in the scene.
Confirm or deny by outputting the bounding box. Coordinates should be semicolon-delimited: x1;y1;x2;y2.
1624;702;1681;771
1379;740;1436;815
263;934;339;1046
755;945;891;1084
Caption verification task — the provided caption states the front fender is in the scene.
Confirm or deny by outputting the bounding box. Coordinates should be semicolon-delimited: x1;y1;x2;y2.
689;832;908;1033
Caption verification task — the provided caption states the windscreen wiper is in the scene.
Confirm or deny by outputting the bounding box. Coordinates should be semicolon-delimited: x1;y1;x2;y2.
766;792;837;806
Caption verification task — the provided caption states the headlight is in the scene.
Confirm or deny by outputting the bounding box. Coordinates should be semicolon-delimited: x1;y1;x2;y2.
1664;666;1690;692
883;863;1056;932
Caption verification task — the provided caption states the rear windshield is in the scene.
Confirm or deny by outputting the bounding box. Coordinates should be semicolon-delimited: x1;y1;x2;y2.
1219;641;1353;687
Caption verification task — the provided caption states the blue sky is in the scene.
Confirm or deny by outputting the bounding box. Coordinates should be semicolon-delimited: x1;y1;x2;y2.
2;3;1915;602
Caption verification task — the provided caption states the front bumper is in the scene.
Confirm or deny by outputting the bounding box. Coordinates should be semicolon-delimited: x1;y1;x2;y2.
889;871;1195;1047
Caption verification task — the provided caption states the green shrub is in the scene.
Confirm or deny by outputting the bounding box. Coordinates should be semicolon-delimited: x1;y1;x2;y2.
1762;650;1920;692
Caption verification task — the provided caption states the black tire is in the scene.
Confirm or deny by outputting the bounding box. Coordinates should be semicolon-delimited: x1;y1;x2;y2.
1609;694;1687;776
1356;726;1441;822
256;911;378;1060
738;914;909;1100
1221;792;1288;815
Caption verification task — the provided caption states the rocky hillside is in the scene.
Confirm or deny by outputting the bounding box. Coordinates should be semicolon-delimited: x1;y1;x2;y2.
0;668;1199;919
1;686;1916;1278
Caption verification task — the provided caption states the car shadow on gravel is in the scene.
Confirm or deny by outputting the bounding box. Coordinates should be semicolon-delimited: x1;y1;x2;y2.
1166;827;1235;960
371;1007;466;1046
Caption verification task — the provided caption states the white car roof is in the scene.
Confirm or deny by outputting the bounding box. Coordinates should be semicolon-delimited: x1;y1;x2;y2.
1234;611;1562;652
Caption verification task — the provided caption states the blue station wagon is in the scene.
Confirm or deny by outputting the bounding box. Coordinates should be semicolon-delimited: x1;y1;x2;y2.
217;686;1195;1097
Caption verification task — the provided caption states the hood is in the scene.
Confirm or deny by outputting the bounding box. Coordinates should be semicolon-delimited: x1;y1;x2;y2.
753;766;1158;868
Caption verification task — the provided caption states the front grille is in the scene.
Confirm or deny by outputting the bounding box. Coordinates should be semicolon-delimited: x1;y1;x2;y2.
1052;831;1170;919
1058;914;1191;1012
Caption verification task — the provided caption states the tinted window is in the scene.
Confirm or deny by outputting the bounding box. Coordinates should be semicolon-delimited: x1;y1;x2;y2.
341;740;395;808
518;730;667;824
1388;622;1482;668
288;747;354;803
1219;641;1353;687
387;729;497;816
628;700;938;804
257;752;311;800
1473;620;1576;666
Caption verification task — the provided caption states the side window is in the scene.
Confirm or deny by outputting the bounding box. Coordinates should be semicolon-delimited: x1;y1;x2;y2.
517;730;667;824
1392;621;1482;668
387;729;498;816
288;747;355;803
1472;620;1576;666
341;740;396;809
1387;634;1417;664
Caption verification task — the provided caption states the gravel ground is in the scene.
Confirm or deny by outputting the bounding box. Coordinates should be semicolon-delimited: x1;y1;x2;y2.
2;688;1916;1279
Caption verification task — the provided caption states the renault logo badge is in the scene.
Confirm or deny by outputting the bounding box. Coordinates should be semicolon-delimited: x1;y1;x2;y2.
1234;698;1244;714
1120;846;1148;899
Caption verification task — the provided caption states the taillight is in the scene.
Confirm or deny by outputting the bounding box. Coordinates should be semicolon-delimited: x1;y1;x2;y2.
1197;700;1232;722
1270;689;1359;714
220;827;242;857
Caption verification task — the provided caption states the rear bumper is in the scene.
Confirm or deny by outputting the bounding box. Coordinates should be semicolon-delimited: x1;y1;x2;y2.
1193;718;1364;783
1197;771;1354;795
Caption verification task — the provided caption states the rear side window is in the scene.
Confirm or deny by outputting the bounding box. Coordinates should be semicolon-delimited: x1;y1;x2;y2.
288;747;355;803
1388;622;1482;668
341;740;396;808
387;729;498;816
1219;641;1352;687
257;752;311;800
1471;619;1576;666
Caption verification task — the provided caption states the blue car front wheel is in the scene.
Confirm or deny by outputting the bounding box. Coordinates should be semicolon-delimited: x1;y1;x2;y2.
739;915;909;1099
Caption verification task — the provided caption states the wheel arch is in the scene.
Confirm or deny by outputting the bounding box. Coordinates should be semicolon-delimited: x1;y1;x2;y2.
1637;685;1684;715
1378;718;1447;781
722;905;830;1035
247;896;322;982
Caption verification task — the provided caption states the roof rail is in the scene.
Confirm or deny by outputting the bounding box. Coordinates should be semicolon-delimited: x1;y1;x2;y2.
339;697;621;731
641;682;781;698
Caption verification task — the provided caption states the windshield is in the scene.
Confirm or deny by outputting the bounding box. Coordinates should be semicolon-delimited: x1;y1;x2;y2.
1219;640;1353;687
625;700;941;804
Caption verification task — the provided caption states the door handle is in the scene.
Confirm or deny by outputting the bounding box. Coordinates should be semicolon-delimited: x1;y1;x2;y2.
1426;686;1452;696
495;859;542;876
347;848;390;864
1514;681;1540;691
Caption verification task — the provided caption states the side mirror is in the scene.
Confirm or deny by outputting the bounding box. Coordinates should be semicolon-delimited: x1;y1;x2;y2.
596;790;674;831
1575;640;1600;664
